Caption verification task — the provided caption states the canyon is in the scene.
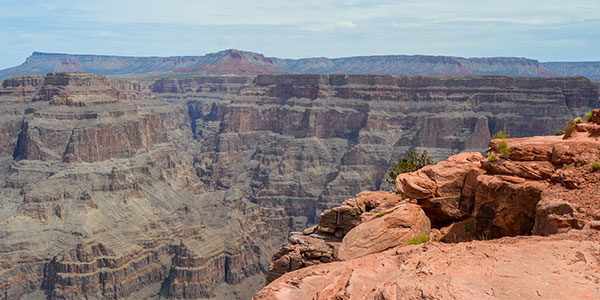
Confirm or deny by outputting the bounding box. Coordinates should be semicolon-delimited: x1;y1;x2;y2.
0;72;598;299
2;50;600;80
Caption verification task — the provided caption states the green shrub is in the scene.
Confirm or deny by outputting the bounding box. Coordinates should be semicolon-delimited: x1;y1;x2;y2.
565;119;578;136
563;163;568;169
592;162;600;171
383;197;387;200
487;152;497;162
464;220;475;232
576;163;582;168
493;130;510;139
406;234;430;245
575;117;582;124
555;130;565;136
385;150;436;189
585;111;593;122
377;210;387;217
498;141;510;158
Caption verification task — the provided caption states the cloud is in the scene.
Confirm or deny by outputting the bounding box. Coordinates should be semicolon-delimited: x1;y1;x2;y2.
302;21;357;32
0;0;599;69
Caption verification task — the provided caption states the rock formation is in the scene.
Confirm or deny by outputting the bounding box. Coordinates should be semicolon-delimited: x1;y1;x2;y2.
0;72;599;299
255;110;600;300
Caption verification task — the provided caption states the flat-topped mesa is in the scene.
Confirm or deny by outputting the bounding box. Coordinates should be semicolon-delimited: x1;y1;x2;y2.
33;72;150;105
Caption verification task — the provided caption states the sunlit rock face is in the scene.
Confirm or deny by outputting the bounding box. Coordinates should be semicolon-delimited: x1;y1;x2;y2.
0;73;598;299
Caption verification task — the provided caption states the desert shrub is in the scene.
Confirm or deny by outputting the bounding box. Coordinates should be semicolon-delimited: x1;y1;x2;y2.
406;234;430;245
487;152;497;162
563;163;568;169
498;141;510;158
555;130;565;136
464;220;475;232
565;119;578;136
592;162;600;171
385;150;436;188
377;210;387;217
575;117;582;124
576;163;582;168
585;111;593;122
493;130;510;139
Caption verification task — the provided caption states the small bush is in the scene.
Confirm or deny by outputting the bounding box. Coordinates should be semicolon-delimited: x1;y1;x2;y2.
498;141;510;158
563;163;568;169
406;234;430;245
592;162;600;171
576;163;582;168
575;117;582;124
383;197;387;200
565;119;578;136
585;111;593;122
464;220;475;232
385;150;436;188
377;210;387;217
493;130;510;139
555;130;565;136
487;152;497;162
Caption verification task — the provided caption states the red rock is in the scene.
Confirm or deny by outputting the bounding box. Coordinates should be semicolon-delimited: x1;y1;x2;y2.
337;203;430;260
254;232;600;300
396;152;483;223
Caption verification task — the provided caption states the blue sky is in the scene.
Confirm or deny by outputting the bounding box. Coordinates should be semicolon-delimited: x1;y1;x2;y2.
1;0;599;69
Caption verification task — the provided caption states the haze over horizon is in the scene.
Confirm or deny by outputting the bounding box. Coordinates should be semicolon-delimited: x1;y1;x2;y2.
1;0;599;69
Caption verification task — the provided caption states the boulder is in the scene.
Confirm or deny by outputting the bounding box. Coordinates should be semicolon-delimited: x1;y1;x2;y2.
337;203;430;260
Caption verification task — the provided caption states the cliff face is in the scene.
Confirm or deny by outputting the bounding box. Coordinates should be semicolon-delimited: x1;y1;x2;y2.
256;111;600;300
0;73;289;300
0;73;599;299
4;50;600;80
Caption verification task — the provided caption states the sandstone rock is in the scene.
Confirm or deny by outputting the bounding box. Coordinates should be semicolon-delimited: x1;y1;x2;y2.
396;152;483;223
533;198;584;235
318;191;403;234
480;160;555;180
254;232;600;300
474;175;548;238
266;233;337;284
337;203;430;260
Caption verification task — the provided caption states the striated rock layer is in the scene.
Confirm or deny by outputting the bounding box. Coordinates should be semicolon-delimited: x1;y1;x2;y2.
0;73;599;299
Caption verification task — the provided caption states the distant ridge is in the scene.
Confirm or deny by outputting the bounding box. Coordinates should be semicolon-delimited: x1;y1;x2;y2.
1;49;599;80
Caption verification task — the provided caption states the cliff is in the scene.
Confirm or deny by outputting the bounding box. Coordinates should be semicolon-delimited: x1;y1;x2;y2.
255;110;600;299
0;73;599;299
3;50;600;80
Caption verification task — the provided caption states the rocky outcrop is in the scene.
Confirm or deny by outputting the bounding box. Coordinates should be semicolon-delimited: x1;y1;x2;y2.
255;231;600;300
255;111;600;300
396;152;484;224
265;191;428;283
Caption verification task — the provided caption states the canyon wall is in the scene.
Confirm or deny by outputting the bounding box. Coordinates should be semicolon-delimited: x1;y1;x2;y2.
0;73;598;299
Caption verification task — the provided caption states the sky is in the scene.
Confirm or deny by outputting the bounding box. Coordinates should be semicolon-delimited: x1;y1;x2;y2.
0;0;599;69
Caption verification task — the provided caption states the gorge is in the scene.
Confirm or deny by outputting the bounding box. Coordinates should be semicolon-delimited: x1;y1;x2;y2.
0;72;598;299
